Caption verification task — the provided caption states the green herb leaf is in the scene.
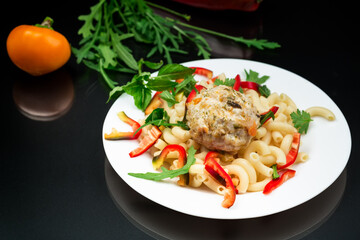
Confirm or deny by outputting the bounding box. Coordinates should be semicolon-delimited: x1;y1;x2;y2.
258;85;271;98
174;74;197;96
139;59;164;70
74;0;279;104
146;80;177;91
107;86;124;103
98;44;117;68
122;75;152;111
133;108;188;136
245;69;270;84
214;78;236;87
146;108;168;123
244;69;271;97
154;64;195;81
77;0;105;38
259;110;275;128
159;91;178;107
290;109;313;134
169;19;280;50
110;30;138;70
128;146;197;181
99;59;118;89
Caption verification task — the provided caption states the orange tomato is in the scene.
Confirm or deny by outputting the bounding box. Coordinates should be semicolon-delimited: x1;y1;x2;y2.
6;18;71;76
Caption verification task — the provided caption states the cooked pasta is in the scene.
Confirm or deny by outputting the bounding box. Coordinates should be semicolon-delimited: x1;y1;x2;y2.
306;106;336;121
141;77;305;194
108;67;336;208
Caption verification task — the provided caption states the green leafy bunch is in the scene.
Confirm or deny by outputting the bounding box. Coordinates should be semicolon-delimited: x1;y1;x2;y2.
72;0;280;92
73;0;211;75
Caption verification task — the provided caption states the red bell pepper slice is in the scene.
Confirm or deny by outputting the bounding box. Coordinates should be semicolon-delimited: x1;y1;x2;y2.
152;144;188;186
240;81;259;91
204;151;222;163
186;85;206;103
190;67;213;79
204;157;236;208
233;74;241;91
277;132;301;170
104;111;142;140
129;126;162;158
204;152;239;194
263;169;296;194
144;91;163;115
232;74;259;92
261;106;279;116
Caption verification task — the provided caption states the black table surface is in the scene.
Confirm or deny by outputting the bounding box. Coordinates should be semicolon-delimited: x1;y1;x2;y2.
1;0;359;239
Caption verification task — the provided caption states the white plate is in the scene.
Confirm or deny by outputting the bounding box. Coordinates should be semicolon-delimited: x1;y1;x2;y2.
102;58;351;219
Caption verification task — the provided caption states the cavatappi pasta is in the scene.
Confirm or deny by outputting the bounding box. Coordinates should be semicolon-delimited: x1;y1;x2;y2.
133;70;335;205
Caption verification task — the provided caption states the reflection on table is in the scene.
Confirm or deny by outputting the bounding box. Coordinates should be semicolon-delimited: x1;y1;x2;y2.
105;158;346;240
12;69;74;121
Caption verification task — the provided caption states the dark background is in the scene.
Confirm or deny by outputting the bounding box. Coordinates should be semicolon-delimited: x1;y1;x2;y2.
1;0;359;239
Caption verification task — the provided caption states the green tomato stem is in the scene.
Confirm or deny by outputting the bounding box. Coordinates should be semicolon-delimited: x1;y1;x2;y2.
35;16;54;30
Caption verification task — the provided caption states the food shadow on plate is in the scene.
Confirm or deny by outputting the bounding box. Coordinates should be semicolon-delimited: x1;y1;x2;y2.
104;158;346;240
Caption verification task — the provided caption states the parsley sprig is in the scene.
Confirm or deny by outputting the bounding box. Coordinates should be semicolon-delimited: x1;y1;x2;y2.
290;109;313;134
245;69;271;97
214;78;236;87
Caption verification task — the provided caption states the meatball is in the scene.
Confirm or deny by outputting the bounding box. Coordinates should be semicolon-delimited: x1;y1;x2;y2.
186;85;260;152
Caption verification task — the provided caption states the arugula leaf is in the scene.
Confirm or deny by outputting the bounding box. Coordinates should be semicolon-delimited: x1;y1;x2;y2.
110;30;138;70
128;146;197;181
77;0;105;38
98;44;117;68
290;109;313;134
74;0;279;104
99;59;118;89
138;59;164;71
